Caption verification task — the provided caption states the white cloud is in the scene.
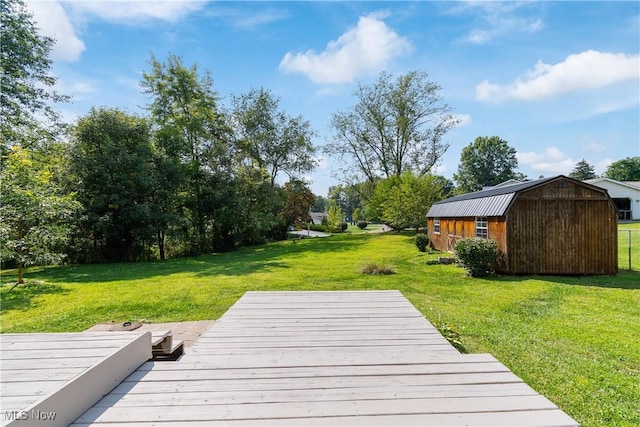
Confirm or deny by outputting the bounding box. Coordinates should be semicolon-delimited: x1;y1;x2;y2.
26;0;84;61
279;12;412;84
25;1;210;62
453;113;472;127
477;50;640;102
451;2;544;45
580;138;606;153
229;10;289;30
517;147;575;175
67;0;208;22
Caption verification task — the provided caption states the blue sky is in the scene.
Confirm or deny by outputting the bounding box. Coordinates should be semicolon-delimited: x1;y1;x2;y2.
27;1;640;196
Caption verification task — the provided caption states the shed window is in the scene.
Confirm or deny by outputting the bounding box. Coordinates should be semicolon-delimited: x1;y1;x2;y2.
433;218;440;233
475;217;488;238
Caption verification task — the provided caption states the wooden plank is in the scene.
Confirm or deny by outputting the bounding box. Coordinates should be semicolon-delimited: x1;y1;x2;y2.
92;383;539;407
1;358;99;370
1;339;146;351
6;332;152;427
109;372;526;395
0;348;121;360
0;333;147;343
0;368;104;383
72;410;579;427
139;353;497;371
74;395;560;423
124;362;509;383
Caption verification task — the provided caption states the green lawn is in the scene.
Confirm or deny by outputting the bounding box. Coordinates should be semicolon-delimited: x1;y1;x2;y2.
618;222;640;271
1;232;639;427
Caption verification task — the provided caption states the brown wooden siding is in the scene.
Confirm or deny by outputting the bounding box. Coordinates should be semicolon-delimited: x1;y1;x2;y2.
428;217;507;254
506;197;617;275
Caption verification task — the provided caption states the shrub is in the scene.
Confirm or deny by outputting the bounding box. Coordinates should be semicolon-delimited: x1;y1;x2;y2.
415;233;429;252
361;263;396;275
454;238;501;277
308;224;329;233
356;220;368;230
341;222;348;232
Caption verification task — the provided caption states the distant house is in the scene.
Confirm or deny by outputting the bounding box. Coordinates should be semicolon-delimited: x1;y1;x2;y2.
426;175;618;275
309;211;327;225
584;178;640;221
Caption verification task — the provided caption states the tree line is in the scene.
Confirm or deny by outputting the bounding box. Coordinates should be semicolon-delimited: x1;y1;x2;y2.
2;0;638;281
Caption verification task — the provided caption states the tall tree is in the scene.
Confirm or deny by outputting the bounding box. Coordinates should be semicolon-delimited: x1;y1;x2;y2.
280;179;315;227
327;184;363;222
231;87;317;187
141;54;230;252
0;0;68;151
1;146;80;283
369;173;444;232
604;157;640;181
569;159;596;180
326;70;459;184
69;108;156;262
454;136;525;193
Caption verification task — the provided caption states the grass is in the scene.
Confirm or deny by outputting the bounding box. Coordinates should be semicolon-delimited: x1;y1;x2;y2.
1;231;639;427
618;222;640;271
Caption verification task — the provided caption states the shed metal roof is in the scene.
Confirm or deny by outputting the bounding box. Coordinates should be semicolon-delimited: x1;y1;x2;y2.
427;176;557;218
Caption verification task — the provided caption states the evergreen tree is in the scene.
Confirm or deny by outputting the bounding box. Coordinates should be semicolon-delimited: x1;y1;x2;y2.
569;159;596;180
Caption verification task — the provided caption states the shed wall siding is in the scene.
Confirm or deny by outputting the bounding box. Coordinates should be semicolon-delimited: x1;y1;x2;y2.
506;199;617;275
428;217;506;253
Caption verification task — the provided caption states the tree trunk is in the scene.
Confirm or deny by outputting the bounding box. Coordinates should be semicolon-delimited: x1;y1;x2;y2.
17;261;24;284
157;229;165;260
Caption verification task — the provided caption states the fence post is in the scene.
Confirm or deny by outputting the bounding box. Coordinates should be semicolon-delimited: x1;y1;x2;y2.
628;229;632;271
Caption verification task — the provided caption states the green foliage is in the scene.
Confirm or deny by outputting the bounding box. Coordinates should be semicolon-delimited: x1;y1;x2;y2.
69;108;157;262
361;263;396;275
0;0;68;151
326;202;344;233
328;184;363;222
0;146;80;282
453;136;525;193
141;53;230;252
569;159;596;180
308;224;329;233
356;220;368;230
311;195;326;213
454;238;501;277
230;87;317;187
415;233;429;252
605;157;640;181
326;70;459;183
432;318;466;353
370;172;444;231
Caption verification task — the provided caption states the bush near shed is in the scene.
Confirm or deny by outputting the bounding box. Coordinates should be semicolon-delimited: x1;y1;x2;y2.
454;238;501;277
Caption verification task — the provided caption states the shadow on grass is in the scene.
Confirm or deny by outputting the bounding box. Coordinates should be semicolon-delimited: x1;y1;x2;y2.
3;234;370;284
486;271;640;290
0;283;69;312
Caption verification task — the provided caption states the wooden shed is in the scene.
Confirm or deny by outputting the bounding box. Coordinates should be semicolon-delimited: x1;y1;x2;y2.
426;175;618;275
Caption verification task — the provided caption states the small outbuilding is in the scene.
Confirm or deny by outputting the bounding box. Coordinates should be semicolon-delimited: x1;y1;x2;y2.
584;178;640;221
426;175;618;275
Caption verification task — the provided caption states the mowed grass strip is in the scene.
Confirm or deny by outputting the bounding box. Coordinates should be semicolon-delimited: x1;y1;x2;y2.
1;232;639;427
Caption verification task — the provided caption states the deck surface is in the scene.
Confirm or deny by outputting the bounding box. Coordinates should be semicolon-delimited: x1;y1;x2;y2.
1;332;151;426
72;291;578;426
